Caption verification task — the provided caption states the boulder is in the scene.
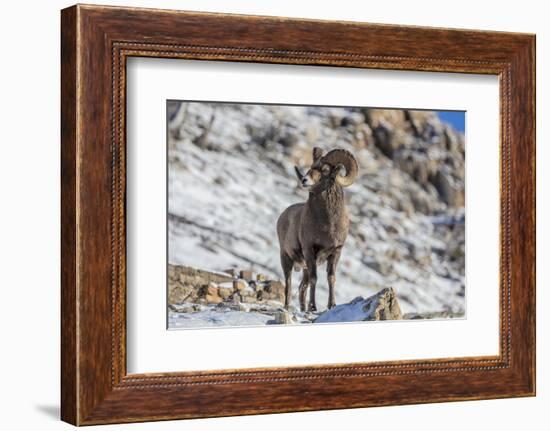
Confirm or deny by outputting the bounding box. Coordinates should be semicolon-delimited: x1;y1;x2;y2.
167;284;194;304
233;279;248;291
218;286;234;299
168;265;235;306
264;280;285;303
204;293;223;304
268;310;294;325
224;268;237;277
168;303;202;313
240;294;258;304
199;282;223;304
372;124;398;158
429;168;464;207
239;269;254;280
314;288;403;323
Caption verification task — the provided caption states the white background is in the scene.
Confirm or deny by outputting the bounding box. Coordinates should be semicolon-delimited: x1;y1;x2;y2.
127;59;499;373
0;0;546;430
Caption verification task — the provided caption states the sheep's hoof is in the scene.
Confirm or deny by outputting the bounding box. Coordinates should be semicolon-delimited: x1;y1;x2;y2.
327;301;336;309
308;303;317;312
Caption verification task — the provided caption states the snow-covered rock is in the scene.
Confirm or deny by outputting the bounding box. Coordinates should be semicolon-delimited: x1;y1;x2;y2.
315;288;403;323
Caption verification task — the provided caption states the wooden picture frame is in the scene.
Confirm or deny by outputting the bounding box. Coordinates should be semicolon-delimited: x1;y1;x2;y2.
61;4;535;425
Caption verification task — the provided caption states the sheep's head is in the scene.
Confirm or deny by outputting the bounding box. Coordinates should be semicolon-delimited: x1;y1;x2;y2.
295;147;358;189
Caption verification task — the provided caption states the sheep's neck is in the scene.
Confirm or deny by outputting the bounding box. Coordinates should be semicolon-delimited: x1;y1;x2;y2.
307;182;346;224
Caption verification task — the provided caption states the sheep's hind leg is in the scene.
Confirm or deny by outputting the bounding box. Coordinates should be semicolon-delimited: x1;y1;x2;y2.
280;253;293;310
298;269;309;312
327;248;342;310
305;250;318;312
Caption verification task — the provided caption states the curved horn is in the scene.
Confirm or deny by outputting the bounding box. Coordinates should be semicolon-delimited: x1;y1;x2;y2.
322;149;358;187
294;166;305;182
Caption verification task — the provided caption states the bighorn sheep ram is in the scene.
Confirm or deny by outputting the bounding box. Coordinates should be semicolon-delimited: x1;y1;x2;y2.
276;147;358;312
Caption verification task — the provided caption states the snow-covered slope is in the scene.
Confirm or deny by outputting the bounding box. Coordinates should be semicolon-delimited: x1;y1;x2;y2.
168;102;465;315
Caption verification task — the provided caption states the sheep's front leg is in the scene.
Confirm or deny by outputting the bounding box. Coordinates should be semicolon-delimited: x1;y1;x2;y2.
280;253;293;310
305;250;318;312
327;248;342;309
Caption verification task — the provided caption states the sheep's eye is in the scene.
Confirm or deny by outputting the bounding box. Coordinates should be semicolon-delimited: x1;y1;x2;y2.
321;164;331;175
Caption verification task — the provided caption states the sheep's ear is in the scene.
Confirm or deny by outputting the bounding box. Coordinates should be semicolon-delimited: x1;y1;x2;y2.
321;163;331;176
312;147;324;162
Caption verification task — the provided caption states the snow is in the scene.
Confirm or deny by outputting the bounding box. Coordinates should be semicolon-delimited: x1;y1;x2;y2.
314;297;371;324
169;309;272;328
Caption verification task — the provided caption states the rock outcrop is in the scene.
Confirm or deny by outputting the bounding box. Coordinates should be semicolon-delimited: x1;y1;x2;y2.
168;265;463;329
168;264;285;308
314;287;403;323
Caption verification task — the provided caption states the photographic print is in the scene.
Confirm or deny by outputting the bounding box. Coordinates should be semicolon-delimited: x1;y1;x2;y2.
60;7;535;423
167;101;465;329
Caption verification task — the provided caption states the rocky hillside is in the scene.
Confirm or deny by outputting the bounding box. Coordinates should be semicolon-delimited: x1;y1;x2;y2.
167;102;465;318
167;264;454;328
